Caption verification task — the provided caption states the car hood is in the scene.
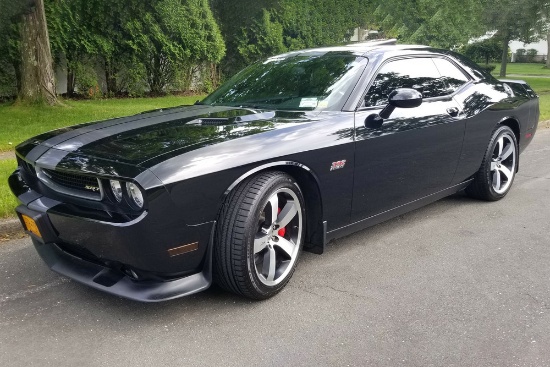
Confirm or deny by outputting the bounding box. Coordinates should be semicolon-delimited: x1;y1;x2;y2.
16;105;317;169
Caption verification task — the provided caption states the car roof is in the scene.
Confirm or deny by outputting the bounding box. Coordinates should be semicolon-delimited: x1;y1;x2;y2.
268;39;434;59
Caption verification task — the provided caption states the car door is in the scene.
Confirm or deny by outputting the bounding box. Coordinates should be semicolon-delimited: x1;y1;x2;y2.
351;56;468;222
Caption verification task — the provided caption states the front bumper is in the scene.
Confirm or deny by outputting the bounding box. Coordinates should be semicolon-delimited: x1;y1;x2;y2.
10;169;216;302
16;204;215;302
31;235;213;302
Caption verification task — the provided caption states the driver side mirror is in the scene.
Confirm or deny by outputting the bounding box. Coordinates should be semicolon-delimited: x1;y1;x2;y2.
380;88;423;119
365;88;423;129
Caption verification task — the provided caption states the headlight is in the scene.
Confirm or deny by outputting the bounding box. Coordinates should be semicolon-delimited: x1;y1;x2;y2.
127;182;144;208
110;180;123;202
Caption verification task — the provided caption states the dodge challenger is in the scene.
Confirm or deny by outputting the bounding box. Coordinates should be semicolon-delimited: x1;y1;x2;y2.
9;41;539;301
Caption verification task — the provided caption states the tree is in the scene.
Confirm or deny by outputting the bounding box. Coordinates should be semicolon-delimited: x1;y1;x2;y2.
369;0;485;49
47;0;98;95
14;0;58;104
535;1;550;68
0;1;21;97
124;0;225;95
482;0;547;76
462;37;502;65
212;0;368;77
210;0;275;76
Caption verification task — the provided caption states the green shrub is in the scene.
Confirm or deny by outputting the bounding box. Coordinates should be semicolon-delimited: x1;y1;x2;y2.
118;62;148;97
75;63;102;99
526;49;538;63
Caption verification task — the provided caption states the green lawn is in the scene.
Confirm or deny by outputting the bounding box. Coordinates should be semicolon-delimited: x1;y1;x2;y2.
0;159;17;218
515;77;550;123
493;64;550;123
539;95;550;128
0;95;203;152
518;76;550;94
494;63;550;76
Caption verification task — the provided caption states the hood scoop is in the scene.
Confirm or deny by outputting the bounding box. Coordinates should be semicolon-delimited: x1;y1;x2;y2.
188;111;276;126
197;118;231;126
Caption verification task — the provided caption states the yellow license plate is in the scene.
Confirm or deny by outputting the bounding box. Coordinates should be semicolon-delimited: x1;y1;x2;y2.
21;214;42;238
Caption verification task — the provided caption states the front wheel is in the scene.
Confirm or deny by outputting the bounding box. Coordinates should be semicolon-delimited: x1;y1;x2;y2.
213;171;305;299
466;125;518;201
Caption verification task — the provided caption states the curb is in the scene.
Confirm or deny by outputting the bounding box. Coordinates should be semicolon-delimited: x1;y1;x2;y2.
0;218;23;236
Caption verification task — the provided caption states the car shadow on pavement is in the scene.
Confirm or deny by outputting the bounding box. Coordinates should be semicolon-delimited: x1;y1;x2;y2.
0;190;495;323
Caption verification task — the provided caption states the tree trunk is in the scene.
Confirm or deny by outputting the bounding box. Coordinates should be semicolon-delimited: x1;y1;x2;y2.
18;0;58;105
546;29;550;69
66;64;75;96
499;34;510;77
105;60;117;96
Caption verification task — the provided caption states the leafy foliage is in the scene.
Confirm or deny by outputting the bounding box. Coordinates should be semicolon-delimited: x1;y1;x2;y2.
212;0;368;76
481;0;548;75
461;37;502;65
368;0;485;48
124;0;225;94
2;0;550;97
0;0;30;97
43;0;225;97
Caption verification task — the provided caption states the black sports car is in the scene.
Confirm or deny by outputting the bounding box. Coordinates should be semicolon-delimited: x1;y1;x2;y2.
9;42;539;302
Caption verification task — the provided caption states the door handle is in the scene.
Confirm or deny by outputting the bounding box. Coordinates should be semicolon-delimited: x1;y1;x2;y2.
446;107;460;117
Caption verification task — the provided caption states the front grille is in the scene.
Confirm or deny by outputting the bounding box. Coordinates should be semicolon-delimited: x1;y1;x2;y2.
37;167;103;201
43;169;99;191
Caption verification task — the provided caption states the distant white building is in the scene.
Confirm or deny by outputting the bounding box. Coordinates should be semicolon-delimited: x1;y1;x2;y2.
509;39;547;62
349;28;379;42
509;39;547;54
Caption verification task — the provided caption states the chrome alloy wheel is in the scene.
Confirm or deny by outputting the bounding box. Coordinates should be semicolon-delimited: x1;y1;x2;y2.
253;188;303;286
490;132;516;194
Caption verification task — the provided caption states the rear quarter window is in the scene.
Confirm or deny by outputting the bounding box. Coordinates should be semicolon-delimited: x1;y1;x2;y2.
432;58;470;94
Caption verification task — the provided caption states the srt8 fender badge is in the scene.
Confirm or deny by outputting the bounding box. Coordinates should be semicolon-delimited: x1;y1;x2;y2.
330;160;346;171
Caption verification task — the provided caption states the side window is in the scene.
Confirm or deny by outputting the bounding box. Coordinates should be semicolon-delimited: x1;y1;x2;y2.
433;58;470;95
364;58;446;107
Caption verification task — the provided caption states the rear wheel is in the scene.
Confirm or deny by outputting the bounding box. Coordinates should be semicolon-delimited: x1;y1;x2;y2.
214;171;305;299
466;125;518;201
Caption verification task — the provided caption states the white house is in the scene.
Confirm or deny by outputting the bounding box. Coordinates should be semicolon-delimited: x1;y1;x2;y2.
509;39;547;55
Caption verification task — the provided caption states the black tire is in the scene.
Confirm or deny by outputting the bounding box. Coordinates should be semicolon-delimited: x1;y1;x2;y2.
466;125;518;201
213;171;306;299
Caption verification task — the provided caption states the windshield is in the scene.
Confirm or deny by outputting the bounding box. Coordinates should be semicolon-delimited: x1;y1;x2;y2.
202;52;367;111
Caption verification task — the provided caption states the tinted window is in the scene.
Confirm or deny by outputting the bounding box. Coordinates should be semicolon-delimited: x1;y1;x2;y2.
433;58;469;94
446;51;498;82
202;52;367;111
364;58;447;107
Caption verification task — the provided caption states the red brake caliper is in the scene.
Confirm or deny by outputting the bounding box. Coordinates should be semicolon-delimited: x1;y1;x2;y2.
277;208;286;237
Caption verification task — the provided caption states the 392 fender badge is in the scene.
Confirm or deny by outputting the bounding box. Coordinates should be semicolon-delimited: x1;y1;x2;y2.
330;160;346;171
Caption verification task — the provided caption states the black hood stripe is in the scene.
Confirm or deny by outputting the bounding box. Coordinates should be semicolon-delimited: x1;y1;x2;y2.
25;105;224;167
52;106;231;153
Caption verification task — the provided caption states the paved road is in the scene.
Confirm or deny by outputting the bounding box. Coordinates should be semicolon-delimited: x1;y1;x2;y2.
1;130;550;367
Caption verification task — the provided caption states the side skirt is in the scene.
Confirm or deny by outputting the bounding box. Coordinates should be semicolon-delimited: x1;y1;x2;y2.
326;180;473;242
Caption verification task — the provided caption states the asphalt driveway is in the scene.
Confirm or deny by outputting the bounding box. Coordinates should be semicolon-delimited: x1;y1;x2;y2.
1;130;549;367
